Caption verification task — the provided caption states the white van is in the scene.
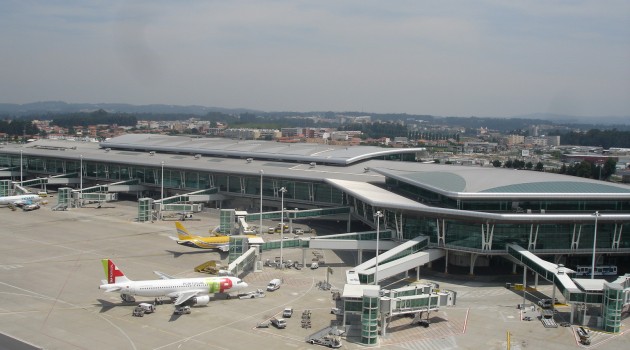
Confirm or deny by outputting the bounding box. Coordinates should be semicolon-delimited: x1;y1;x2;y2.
267;278;282;291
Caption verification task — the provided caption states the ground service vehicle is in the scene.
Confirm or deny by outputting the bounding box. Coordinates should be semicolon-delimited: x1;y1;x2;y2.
306;327;343;348
267;278;282;291
577;327;591;345
270;317;286;329
238;289;265;299
174;306;191;315
283;307;293;318
132;307;145;317
538;299;553;308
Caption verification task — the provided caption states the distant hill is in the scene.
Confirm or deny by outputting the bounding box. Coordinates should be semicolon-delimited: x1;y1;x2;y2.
0;101;260;116
0;101;627;127
511;113;629;126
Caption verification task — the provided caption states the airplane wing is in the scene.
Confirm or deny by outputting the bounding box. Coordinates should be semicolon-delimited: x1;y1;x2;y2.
153;271;176;280
172;290;204;305
168;236;179;241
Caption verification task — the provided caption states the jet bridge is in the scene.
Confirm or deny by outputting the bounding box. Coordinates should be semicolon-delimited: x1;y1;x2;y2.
245;207;352;234
507;244;581;301
17;173;80;187
142;188;219;222
507;244;629;333
348;236;444;285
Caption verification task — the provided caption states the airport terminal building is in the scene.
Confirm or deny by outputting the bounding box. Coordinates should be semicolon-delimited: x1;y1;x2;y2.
2;134;630;334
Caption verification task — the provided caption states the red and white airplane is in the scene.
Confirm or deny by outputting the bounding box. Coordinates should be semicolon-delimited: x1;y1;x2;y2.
99;259;248;311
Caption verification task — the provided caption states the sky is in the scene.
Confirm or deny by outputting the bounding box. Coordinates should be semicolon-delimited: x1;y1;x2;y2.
1;0;629;117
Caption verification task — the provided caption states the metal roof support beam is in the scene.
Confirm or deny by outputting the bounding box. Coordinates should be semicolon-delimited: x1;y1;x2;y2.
481;223;494;251
308;183;314;202
437;219;445;246
272;180;279;197
239;177;246;194
152;168;159;184
528;224;539;251
612;224;622;249
571;224;582;250
393;211;401;241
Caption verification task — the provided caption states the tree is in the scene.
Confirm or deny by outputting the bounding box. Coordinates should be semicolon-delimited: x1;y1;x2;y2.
575;161;592;178
504;159;513;168
603;158;617;179
525;161;533;170
492;160;502;167
535;162;544;171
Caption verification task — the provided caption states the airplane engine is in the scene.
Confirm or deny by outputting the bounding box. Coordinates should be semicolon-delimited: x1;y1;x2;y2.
192;295;210;305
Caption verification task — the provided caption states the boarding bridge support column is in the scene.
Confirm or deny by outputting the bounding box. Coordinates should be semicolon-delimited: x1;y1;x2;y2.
289;217;293;236
358;249;363;264
469;253;478;275
444;250;449;274
347;212;351;232
551;282;557;311
416;266;420;281
513;263;517;274
302;248;306;267
534;274;539;290
583;303;588;326
522;266;527;308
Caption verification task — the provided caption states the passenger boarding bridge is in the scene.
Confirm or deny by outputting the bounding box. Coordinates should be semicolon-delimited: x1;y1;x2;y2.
508;244;630;332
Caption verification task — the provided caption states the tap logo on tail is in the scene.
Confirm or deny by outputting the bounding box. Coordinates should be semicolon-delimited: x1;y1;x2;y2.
101;259;129;284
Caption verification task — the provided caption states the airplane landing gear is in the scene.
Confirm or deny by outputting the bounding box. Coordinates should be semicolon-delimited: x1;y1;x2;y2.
121;294;136;303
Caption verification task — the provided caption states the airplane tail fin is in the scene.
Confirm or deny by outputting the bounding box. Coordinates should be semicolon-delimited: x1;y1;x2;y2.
101;259;131;284
175;221;195;240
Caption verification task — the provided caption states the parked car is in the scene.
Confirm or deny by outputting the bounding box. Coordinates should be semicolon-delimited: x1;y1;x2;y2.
283;307;294;318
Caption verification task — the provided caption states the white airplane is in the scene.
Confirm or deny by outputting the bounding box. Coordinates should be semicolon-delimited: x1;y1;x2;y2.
98;259;248;311
0;194;42;207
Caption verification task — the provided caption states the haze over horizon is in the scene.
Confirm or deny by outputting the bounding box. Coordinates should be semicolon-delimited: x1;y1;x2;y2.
1;1;629;118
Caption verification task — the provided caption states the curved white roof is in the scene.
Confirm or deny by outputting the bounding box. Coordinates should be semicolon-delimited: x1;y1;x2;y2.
99;134;425;166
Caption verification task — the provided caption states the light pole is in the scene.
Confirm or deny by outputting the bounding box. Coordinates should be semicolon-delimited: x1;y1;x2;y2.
160;161;165;201
279;186;287;268
19;150;23;183
374;210;383;285
591;211;600;279
259;170;264;235
80;154;83;205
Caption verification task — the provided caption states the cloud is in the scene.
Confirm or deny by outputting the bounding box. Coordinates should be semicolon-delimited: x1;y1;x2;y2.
0;0;628;116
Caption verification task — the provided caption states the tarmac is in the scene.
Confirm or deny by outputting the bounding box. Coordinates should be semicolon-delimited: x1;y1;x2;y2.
0;200;628;350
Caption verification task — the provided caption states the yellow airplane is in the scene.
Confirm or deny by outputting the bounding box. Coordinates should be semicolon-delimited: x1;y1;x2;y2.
171;222;256;252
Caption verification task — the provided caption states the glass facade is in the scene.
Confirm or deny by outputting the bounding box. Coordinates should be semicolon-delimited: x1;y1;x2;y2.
4;154;629;255
361;293;380;345
602;283;623;333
